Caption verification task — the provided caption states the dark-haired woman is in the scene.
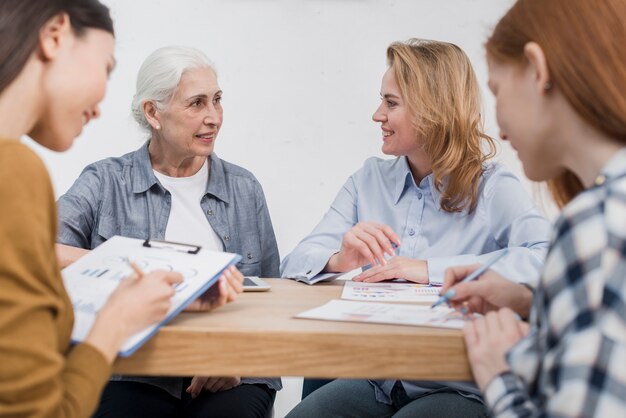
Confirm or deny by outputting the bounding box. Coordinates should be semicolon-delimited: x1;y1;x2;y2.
0;2;232;417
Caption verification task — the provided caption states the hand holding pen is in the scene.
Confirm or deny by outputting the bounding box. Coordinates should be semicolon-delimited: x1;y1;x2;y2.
86;260;183;363
436;250;534;318
432;250;509;309
125;257;144;278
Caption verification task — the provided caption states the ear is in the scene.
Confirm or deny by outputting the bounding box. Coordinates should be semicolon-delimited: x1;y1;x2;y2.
523;42;552;95
38;13;72;61
143;101;161;130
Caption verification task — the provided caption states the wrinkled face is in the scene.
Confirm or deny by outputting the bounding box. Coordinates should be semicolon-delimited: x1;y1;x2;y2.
31;28;115;151
487;57;563;181
372;67;421;157
154;67;222;159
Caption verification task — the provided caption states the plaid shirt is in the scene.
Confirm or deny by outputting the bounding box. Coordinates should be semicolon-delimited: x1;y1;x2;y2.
484;149;626;417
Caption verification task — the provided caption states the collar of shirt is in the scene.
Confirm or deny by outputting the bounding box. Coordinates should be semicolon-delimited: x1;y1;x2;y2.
130;141;230;203
596;147;626;187
392;156;443;210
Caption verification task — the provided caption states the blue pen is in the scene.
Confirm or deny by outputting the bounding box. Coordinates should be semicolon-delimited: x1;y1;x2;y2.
431;249;509;309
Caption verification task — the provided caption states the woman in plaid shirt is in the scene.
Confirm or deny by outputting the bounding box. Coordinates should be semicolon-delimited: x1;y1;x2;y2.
441;0;626;416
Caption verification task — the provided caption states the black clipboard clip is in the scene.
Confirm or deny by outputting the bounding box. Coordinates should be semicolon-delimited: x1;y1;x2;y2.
142;238;202;254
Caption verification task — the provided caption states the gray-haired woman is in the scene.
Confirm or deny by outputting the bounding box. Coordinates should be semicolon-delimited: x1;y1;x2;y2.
56;46;280;418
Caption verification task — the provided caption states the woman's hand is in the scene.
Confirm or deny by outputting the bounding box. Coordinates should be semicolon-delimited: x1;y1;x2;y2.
325;221;401;273
441;265;533;318
55;243;90;268
464;308;530;391
186;376;242;398
86;270;183;362
185;265;244;312
352;256;428;284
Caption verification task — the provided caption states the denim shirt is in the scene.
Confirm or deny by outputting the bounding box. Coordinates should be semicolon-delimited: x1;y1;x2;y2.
281;156;552;404
57;142;282;397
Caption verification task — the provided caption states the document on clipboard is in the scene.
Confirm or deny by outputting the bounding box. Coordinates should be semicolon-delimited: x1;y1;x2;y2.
61;235;241;357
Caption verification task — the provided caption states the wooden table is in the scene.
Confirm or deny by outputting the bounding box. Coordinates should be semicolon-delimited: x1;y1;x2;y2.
113;279;472;381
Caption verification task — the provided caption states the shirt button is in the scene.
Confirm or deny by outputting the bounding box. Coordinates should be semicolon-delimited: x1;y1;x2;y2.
207;209;213;216
223;235;230;241
247;253;253;260
408;228;415;236
595;175;606;186
417;192;423;200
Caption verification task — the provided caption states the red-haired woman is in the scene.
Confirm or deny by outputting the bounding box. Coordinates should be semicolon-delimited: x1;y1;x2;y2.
442;0;626;416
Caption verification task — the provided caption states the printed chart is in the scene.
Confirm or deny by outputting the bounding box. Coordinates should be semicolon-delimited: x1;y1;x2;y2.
341;281;440;303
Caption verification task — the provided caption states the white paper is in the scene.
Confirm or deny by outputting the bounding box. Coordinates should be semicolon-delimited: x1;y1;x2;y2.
62;236;240;356
295;299;467;329
341;281;440;303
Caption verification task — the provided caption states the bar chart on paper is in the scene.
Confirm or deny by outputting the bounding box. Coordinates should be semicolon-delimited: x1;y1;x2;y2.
341;281;440;303
62;236;240;356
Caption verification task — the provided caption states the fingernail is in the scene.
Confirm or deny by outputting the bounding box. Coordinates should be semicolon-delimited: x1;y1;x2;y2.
444;289;456;299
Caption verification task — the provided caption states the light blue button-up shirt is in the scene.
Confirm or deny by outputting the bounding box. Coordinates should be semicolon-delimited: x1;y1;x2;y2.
280;156;552;403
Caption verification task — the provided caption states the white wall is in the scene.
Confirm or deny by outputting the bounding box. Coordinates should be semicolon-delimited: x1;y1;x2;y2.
25;1;556;416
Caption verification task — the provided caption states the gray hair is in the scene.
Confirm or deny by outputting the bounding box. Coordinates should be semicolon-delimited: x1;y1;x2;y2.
131;46;216;131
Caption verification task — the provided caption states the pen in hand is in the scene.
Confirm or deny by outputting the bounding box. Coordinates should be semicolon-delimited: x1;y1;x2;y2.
125;257;144;279
431;249;509;309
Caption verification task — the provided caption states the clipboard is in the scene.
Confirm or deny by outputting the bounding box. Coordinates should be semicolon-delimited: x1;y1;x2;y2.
62;235;242;356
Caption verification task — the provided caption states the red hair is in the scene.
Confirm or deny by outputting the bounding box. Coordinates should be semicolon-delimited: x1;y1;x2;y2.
487;0;626;207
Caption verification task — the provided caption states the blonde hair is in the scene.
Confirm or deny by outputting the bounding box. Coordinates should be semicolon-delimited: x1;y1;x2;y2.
387;39;495;213
487;0;626;207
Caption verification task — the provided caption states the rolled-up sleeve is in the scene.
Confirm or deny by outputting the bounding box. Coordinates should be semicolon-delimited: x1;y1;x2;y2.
254;180;280;277
57;164;103;249
426;169;551;285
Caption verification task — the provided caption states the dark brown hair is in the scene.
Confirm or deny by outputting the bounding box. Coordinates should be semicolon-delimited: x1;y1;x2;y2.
486;0;626;207
0;0;114;94
387;39;496;213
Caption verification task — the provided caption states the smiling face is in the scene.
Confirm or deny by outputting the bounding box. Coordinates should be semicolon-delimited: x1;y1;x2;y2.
31;28;115;151
487;56;564;182
372;67;421;158
152;67;222;161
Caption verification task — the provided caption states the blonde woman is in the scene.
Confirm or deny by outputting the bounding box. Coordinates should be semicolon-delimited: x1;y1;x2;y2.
283;40;551;417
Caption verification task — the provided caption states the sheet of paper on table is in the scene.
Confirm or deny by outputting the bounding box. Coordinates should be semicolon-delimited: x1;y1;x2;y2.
295;299;467;329
341;281;440;303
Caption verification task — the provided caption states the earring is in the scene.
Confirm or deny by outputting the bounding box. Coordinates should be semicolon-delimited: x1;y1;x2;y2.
544;81;553;91
155;124;161;130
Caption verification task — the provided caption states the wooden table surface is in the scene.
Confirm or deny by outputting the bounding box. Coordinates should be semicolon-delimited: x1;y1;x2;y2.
113;279;472;381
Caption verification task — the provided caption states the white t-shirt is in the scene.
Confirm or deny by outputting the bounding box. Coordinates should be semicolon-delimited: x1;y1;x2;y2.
153;159;223;252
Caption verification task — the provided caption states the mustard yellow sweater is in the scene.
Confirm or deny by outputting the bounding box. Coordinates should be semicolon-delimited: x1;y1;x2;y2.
0;140;110;417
